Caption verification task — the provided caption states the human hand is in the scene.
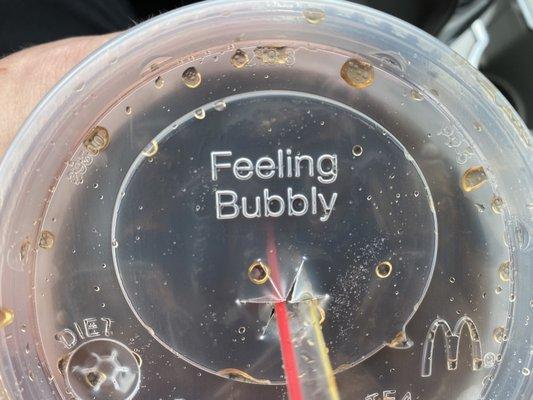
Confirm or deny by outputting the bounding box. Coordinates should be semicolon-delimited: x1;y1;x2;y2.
0;34;113;158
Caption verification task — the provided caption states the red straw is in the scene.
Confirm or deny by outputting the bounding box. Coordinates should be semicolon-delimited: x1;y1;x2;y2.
266;225;303;400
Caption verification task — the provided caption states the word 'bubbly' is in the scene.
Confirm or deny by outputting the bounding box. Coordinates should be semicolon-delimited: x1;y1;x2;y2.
210;149;338;221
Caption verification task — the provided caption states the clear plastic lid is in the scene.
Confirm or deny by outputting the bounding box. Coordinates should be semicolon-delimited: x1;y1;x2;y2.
0;1;531;399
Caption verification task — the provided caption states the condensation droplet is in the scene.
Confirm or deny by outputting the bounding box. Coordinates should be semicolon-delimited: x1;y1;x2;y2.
154;76;164;88
194;108;206;120
474;121;483;132
83;126;110;155
230;49;249;69
238;326;246;334
523;367;531;376
375;261;392;278
493;326;506;343
142;140;159;158
352;145;363;157
254;46;292;65
214;100;227;112
461;166;487;192
112;239;119;248
125;106;132;115
0;308;14;328
182;67;202;89
491;196;504;214
483;352;496;368
449;277;456;283
303;8;326;24
340;58;374;89
474;203;485;212
39;231;55;249
20;240;31;263
498;261;510;282
410;89;424;101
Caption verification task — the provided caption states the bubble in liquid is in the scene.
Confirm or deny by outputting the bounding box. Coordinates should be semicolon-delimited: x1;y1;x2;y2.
493;326;507;343
303;8;326;24
491;196;504;214
83;126;110;155
461;166;488;192
230;49;250;69
39;230;55;249
254;46;292;65
194;108;206;120
352;145;363;157
375;261;392;278
0;308;14;328
498;261;510;282
182;67;202;88
340;58;374;89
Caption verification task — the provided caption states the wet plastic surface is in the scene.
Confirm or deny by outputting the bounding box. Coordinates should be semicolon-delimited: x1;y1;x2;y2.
0;1;531;400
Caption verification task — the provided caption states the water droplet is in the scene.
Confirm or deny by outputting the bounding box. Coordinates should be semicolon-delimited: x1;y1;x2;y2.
474;121;483;132
475;203;485;212
375;261;392;278
142;140;159;158
352;145;363;157
493;326;506;343
340;58;374;89
254;46;292;65
93;286;100;292
248;261;270;285
20;240;31;263
125;106;132;115
112;239;119;248
523;367;531;376
230;49;249;69
449;277;456;283
194;108;206;120
154;76;164;88
83;126;109;155
498;261;510;282
182;67;202;88
39;231;55;249
491;196;503;214
303;8;325;24
0;308;14;328
410;89;424;101
461;166;487;192
214;100;227;112
483;352;496;368
238;326;246;334
495;286;503;294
